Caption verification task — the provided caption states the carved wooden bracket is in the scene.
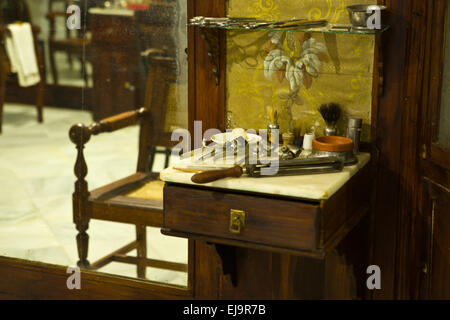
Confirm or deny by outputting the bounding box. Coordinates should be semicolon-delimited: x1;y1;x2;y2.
200;28;221;86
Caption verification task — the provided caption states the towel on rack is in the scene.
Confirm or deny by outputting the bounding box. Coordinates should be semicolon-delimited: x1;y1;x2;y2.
4;22;41;87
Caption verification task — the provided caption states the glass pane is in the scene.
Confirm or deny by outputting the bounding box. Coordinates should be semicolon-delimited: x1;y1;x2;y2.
0;0;188;287
191;23;389;35
439;2;450;149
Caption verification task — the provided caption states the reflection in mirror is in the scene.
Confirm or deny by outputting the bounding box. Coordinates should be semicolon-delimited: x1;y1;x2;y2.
28;0;94;87
0;0;188;287
439;2;450;149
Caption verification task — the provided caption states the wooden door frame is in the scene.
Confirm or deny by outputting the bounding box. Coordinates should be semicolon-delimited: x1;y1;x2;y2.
378;0;450;300
415;0;450;300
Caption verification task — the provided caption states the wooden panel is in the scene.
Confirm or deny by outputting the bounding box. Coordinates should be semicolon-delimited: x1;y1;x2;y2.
369;0;413;299
423;180;450;299
0;256;191;300
90;14;136;46
189;0;226;140
164;185;319;251
428;184;450;299
90;14;140;120
322;164;371;247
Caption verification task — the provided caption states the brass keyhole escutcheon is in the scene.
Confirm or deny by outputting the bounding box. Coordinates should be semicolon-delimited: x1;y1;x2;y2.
230;209;245;234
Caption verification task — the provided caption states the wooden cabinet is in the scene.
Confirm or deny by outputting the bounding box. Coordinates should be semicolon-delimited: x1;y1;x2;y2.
162;164;372;299
89;12;141;120
164;163;371;258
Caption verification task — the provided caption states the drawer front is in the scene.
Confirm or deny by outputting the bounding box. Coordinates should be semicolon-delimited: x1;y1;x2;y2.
164;185;320;251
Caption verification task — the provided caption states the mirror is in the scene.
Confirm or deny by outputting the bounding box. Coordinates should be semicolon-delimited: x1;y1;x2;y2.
28;0;94;87
439;1;450;149
0;0;189;287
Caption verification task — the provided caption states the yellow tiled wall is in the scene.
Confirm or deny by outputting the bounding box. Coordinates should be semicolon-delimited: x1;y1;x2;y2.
226;0;377;141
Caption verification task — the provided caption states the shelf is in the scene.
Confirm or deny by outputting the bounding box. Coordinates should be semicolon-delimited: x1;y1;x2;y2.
191;20;389;86
189;24;390;35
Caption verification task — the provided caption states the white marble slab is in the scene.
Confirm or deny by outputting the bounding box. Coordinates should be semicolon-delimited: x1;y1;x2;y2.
89;8;134;17
160;153;371;200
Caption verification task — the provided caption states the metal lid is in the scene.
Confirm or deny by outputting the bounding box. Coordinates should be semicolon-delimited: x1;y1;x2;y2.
348;117;363;127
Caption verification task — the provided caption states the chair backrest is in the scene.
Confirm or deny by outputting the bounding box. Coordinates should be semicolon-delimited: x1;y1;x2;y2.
137;55;179;173
0;0;31;25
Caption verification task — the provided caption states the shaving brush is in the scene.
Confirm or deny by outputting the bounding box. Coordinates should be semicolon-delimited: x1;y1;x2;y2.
319;103;341;136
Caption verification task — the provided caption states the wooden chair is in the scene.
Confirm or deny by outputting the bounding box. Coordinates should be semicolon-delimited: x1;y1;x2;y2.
0;0;45;134
134;2;177;169
69;55;187;279
47;0;91;85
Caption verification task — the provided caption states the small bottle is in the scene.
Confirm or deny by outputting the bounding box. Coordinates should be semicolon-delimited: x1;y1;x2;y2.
347;118;362;154
282;132;295;146
267;123;279;143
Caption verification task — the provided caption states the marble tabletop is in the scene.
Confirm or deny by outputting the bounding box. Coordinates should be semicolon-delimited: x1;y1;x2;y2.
89;8;134;17
160;153;371;201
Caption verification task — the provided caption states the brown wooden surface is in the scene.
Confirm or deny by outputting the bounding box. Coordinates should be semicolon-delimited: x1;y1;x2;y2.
89;13;140;120
5;82;93;110
0;256;191;300
188;216;369;300
421;179;450;299
368;0;425;299
164;185;319;251
188;0;226;142
414;0;450;300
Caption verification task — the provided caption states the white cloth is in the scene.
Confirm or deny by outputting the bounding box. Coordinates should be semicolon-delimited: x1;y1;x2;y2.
4;22;41;87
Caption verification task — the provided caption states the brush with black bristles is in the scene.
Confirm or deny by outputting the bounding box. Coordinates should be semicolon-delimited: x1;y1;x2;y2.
319;103;341;136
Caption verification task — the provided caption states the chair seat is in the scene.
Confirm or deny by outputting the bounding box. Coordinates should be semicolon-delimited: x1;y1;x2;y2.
88;172;165;227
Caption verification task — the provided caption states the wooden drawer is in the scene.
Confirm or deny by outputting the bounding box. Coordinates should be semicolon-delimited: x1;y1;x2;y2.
163;164;371;257
164;185;320;252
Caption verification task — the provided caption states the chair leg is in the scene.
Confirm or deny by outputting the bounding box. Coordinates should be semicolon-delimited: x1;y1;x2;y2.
164;149;171;169
148;146;156;171
67;53;74;70
136;225;147;279
76;220;90;268
49;47;59;85
36;81;44;123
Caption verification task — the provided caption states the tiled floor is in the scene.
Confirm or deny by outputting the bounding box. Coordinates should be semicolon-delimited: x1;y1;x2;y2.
0;103;188;286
